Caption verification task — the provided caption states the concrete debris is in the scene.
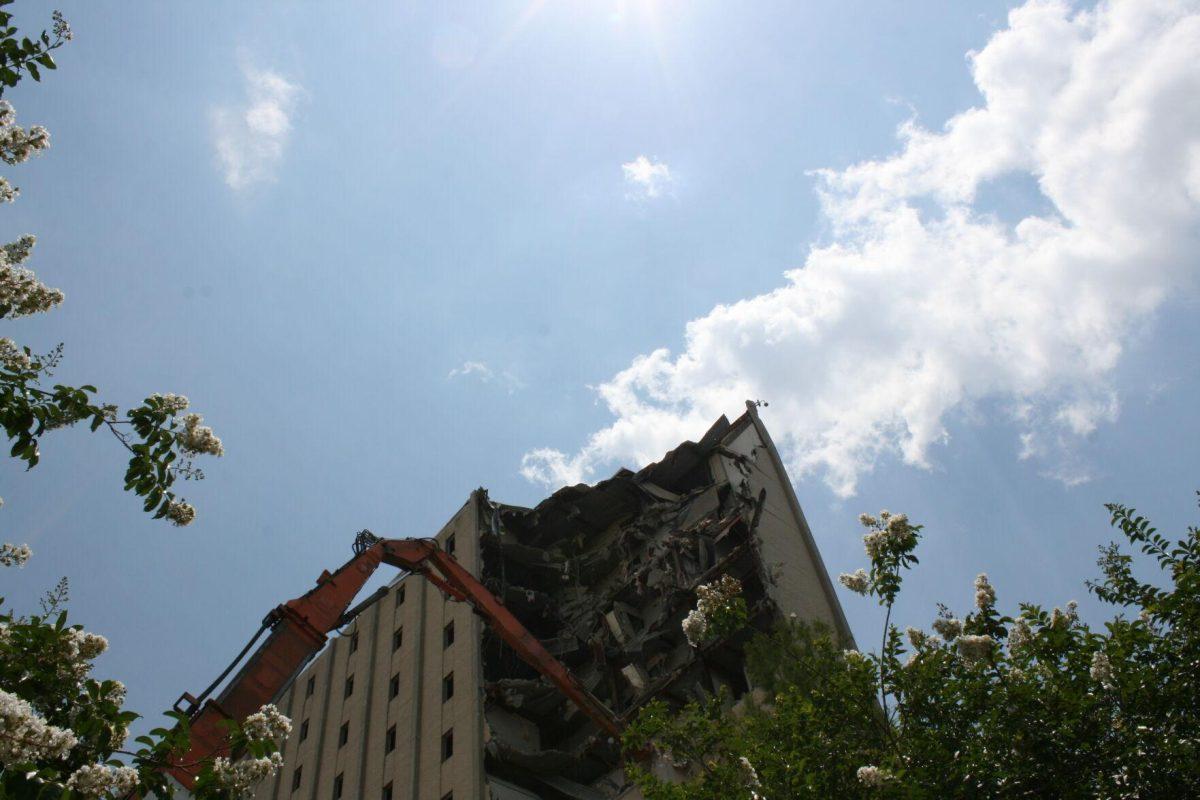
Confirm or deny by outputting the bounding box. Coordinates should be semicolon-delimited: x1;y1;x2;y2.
479;411;791;798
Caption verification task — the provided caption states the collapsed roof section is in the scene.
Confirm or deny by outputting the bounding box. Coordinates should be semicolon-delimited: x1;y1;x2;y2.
477;406;848;798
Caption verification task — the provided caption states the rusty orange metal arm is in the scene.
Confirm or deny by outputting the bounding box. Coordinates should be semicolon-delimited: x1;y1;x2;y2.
166;534;620;789
377;538;622;740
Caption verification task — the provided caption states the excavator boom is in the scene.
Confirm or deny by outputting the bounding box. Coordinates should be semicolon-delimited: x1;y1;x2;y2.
166;533;619;789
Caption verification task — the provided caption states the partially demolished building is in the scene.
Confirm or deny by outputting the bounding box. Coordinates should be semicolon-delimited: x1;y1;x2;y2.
253;403;852;800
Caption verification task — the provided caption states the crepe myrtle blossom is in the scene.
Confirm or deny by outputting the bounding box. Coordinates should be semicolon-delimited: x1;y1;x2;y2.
166;500;196;527
241;704;292;742
179;412;224;457
0;337;30;371
974;573;996;610
51;10;73;42
0;542;31;567
683;575;744;647
211;752;285;798
1008;617;1032;652
0;102;51;166
1091;651;1116;690
956;634;995;665
856;765;893;787
0;177;16;203
931;616;963;640
681;609;709;648
150;393;190;413
839;568;870;595
66;763;138;798
0;689;78;766
0;234;64;319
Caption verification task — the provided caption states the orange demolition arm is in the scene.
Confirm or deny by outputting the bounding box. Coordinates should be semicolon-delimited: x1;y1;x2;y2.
166;533;619;789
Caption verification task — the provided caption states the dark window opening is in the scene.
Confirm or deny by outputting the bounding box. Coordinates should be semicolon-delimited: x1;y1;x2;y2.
446;534;456;555
392;627;403;651
291;767;302;792
338;722;349;747
299;719;309;742
333;773;343;799
389;674;400;699
395;585;405;606
442;672;454;702
344;676;354;698
305;676;315;697
443;621;454;648
385;725;396;753
350;632;359;653
441;729;453;761
383;784;393;800
441;792;453;800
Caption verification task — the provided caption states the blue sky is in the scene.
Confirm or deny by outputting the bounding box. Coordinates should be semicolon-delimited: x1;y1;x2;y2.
2;0;1199;738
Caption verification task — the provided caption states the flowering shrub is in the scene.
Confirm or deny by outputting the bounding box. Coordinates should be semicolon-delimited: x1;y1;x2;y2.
625;493;1200;797
682;575;749;647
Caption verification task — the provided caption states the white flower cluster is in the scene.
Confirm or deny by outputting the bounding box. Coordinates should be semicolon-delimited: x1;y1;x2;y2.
974;573;996;610
682;575;743;647
179;413;224;456
151;393;190;413
738;755;764;800
241;704;292;742
0;102;51;165
211;752;284;798
0;177;17;203
65;627;109;661
66;763;138;798
166;500;196;527
0;337;30;371
838;568;870;595
0;542;32;567
931;617;963;640
856;765;894;787
1090;651;1116;690
859;510;913;561
906;626;931;650
0;689;78;766
52;10;73;42
1008;618;1032;652
681;609;708;648
956;634;994;665
0;234;64;318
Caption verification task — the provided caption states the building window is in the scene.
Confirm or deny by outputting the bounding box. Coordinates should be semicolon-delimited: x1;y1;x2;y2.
441;729;453;761
389;674;400;699
441;792;453;800
350;632;359;653
338;722;349;747
291;767;302;792
446;534;455;555
443;621;454;648
306;676;315;697
385;724;396;753
333;773;344;799
344;676;354;698
383;784;393;800
299;719;309;742
392;627;403;651
395;585;405;606
442;672;454;702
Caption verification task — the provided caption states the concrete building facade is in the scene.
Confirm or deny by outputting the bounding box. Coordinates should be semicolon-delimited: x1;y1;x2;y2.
253;404;851;800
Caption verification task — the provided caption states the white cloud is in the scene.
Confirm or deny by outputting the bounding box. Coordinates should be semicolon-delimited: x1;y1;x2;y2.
448;360;524;394
622;155;673;199
212;64;301;190
523;0;1200;495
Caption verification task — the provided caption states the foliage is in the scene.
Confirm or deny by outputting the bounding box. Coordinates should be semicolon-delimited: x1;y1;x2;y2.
0;10;281;799
625;496;1200;798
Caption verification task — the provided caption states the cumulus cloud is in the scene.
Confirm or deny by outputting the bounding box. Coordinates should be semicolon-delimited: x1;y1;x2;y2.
448;360;524;394
523;0;1200;495
212;64;301;190
622;155;673;199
